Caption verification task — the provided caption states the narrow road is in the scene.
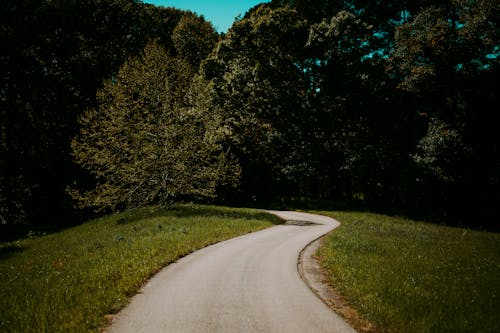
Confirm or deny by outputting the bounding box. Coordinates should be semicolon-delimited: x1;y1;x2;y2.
107;211;356;333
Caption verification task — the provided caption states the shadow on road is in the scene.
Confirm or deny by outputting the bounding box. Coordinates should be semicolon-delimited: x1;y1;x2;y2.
284;220;320;227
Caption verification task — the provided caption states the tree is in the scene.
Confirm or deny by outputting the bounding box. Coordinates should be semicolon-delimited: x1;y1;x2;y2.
412;118;472;183
391;0;500;223
0;0;150;224
0;0;212;225
70;41;238;211
172;13;219;68
305;11;398;202
201;6;311;200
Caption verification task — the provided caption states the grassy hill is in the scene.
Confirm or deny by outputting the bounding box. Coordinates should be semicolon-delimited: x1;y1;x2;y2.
0;205;281;332
2;204;498;332
317;211;500;332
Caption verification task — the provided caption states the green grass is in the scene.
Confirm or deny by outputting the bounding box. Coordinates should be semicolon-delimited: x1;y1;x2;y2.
316;211;500;332
0;204;281;333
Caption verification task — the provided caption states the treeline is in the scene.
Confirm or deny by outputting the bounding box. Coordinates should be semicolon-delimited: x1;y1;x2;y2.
1;0;499;229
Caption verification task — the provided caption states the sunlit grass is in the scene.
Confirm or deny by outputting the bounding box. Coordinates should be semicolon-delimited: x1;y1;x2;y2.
316;211;500;332
0;204;280;333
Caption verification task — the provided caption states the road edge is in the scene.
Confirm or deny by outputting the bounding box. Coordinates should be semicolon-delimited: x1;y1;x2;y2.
298;226;379;333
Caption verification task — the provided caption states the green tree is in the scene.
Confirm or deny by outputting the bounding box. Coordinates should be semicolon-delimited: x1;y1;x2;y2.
412;118;472;183
70;41;238;211
0;0;211;225
172;13;219;68
391;0;500;223
202;6;310;200
305;11;396;202
0;0;150;224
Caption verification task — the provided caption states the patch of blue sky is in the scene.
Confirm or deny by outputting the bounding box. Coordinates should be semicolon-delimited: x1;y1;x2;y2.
389;10;411;25
142;0;270;32
485;45;499;59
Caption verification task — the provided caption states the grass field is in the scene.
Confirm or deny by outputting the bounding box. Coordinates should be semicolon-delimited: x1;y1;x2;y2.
0;204;280;333
316;211;500;332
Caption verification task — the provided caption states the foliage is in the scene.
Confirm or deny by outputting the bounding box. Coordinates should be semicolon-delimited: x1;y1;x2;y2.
305;11;387;200
263;0;498;226
317;210;500;332
412;118;472;183
0;0;204;224
70;41;238;211
0;0;223;225
390;0;500;223
1;0;499;228
0;205;280;332
202;6;312;199
172;13;219;67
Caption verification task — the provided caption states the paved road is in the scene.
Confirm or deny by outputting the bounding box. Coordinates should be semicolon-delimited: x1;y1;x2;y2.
107;211;356;333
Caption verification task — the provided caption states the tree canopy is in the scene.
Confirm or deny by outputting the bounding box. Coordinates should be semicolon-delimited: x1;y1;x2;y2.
71;41;238;211
0;0;213;224
1;0;498;229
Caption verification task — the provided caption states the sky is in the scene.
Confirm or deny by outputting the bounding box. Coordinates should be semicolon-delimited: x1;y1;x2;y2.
143;0;270;33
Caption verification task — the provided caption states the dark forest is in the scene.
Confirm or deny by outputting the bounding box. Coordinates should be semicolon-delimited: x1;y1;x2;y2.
1;0;499;230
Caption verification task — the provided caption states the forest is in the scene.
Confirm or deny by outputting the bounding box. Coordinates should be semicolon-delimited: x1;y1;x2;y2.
1;0;499;230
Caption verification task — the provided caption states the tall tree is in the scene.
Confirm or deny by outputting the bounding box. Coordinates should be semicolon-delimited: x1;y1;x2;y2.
202;6;310;200
0;0;150;224
392;0;500;222
172;12;219;68
71;41;238;211
0;0;208;224
305;10;413;204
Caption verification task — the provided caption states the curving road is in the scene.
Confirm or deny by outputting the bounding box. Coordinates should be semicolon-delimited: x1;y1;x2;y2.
107;211;356;333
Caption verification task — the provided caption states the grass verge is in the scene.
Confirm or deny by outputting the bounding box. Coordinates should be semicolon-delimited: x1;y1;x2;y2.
316;211;500;333
0;204;280;333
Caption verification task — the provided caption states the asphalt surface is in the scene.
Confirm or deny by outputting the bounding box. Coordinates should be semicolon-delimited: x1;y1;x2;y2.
107;211;356;333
